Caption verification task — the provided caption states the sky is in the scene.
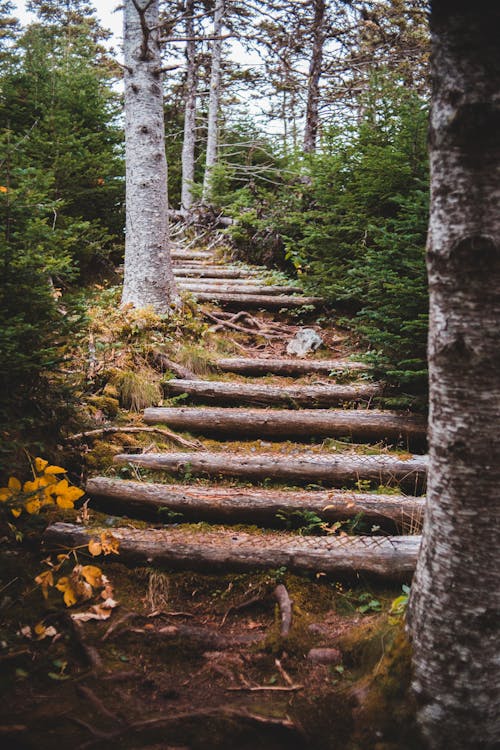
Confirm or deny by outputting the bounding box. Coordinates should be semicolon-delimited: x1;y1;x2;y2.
14;0;124;48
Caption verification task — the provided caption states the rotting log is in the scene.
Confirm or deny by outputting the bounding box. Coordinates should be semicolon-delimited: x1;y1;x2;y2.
44;522;421;580
163;378;383;407
179;283;302;295
177;276;276;285
113;451;428;493
143;406;427;446
85;477;426;527
191;292;323;309
216;357;368;376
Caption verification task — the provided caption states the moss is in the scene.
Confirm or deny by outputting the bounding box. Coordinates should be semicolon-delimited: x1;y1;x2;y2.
86;394;120;418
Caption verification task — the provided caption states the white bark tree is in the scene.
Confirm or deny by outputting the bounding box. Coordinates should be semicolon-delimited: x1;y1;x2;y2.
407;2;500;748
201;0;225;202
122;0;180;313
180;0;198;214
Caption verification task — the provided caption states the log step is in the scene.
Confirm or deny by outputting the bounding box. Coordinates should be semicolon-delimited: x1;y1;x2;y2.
216;357;368;376
113;451;428;493
173;267;260;278
176;276;275;285
171;250;215;261
180;283;302;295
144;406;426;446
44;522;421;581
191;292;323;309
86;477;425;527
163;378;383;407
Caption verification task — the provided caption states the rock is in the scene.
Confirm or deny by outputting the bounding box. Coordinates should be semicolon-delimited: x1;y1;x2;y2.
307;647;342;665
286;328;323;357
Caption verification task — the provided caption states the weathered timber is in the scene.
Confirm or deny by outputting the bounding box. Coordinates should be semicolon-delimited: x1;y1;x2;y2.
85;477;426;526
44;522;421;580
216;357;368;375
143;406;427;445
179;283;302;295
113;451;427;492
177;275;275;285
170;250;214;260
173;267;259;278
191;292;323;309
163;378;383;407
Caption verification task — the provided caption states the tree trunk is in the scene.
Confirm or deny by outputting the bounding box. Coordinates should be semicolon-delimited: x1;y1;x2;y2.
121;0;180;313
303;0;325;153
143;405;427;446
113;450;428;492
216;357;368;375
201;0;225;201
86;476;425;528
44;522;420;580
407;3;500;748
162;378;382;407
180;0;197;213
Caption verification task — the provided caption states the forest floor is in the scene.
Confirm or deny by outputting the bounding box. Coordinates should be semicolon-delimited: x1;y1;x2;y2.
0;235;426;750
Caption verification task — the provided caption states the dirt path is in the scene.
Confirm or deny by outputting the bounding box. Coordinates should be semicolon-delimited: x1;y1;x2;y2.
1;245;426;750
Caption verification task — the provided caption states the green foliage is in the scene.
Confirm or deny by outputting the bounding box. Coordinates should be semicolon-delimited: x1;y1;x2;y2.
217;75;429;391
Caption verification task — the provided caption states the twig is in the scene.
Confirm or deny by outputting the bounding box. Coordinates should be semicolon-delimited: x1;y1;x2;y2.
66;426;204;451
75;685;124;726
275;658;294;686
147;351;197;379
101;611;137;642
226;684;303;692
274;584;293;637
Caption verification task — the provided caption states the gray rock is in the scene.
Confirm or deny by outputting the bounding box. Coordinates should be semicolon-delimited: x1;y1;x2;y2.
286;328;323;357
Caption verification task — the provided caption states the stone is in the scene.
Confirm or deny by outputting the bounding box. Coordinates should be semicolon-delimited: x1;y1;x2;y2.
286;328;323;357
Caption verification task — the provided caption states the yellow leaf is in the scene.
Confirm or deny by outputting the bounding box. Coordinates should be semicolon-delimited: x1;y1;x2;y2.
35;457;49;473
8;477;21;492
88;538;102;556
11;508;22;518
35;570;54;598
56;576;78;607
0;185;8;193
56;493;76;510
0;488;11;502
100;531;120;555
53;478;69;493
23;479;40;494
44;465;66;475
25;498;41;515
80;565;103;587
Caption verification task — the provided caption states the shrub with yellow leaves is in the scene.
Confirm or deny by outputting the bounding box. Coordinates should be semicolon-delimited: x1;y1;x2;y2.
0;456;85;518
35;531;120;610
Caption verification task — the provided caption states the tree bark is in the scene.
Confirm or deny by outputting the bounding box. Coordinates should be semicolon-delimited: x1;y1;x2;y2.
216;357;368;375
143;405;427;446
86;476;424;529
162;377;383;407
202;0;225;201
113;450;428;492
407;3;500;748
44;522;421;580
121;0;180;313
303;0;325;153
180;0;198;213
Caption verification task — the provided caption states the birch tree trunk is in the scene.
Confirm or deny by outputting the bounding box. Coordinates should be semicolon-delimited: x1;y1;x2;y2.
201;0;224;202
303;0;325;154
180;0;197;214
407;3;500;748
122;0;180;313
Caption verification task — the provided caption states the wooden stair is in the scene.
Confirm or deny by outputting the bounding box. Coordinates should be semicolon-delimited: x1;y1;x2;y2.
46;243;427;581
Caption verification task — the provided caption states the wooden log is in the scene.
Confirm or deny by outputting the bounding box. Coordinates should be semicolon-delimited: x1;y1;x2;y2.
179;283;302;295
177;275;273;285
44;522;421;580
113;451;428;492
170;250;214;260
143;406;427;445
191;291;322;309
163;378;383;407
85;477;426;526
173;267;259;278
216;357;368;376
